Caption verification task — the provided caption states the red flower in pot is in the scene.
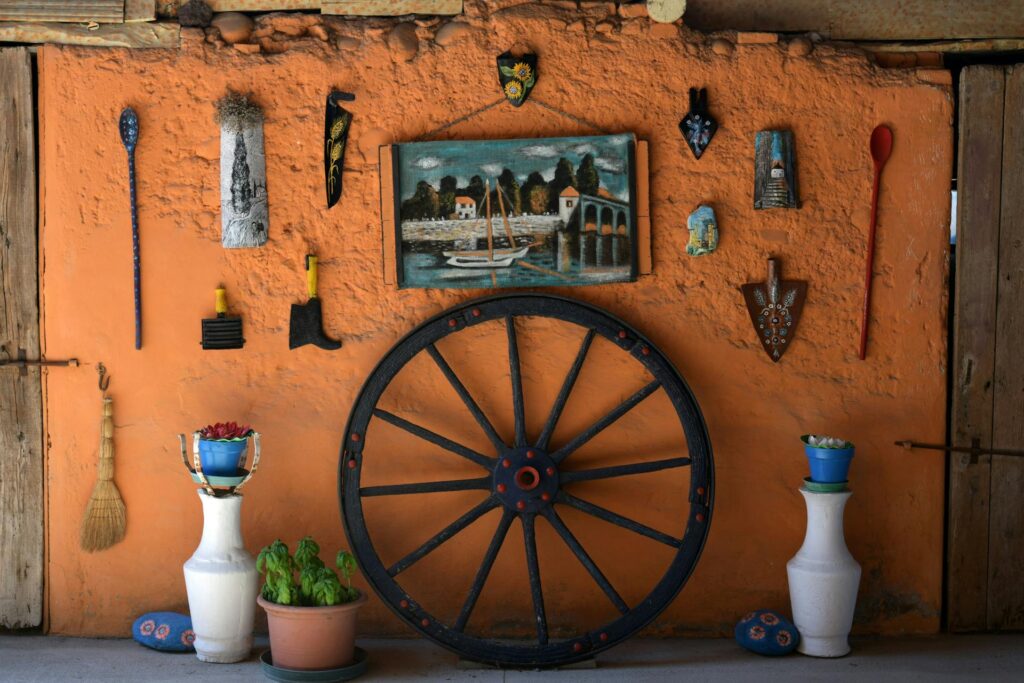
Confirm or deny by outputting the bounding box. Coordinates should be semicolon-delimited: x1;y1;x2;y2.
197;422;253;476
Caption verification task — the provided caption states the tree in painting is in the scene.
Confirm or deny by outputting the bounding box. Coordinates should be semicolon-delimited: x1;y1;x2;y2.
230;132;252;214
547;158;577;212
520;171;550;215
401;180;440;220
577;154;600;197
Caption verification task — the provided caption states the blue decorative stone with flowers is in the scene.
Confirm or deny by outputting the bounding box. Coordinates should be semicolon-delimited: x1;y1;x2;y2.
734;610;800;656
132;612;195;652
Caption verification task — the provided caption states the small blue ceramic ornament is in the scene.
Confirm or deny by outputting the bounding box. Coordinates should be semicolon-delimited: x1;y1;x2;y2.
734;610;799;656
132;612;195;652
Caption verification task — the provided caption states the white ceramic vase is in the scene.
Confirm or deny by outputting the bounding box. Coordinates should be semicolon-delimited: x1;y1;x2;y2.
787;488;861;657
183;490;257;663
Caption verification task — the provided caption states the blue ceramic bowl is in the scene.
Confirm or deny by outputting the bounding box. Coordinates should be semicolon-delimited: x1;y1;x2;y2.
802;436;854;483
198;438;248;476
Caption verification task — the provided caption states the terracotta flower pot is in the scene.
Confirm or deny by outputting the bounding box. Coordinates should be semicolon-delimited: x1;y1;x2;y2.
258;593;367;671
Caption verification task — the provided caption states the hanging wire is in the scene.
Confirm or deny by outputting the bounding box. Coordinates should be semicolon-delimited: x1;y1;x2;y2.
414;97;614;142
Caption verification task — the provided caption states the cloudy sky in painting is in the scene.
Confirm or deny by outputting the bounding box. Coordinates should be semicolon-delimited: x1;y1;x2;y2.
397;134;634;202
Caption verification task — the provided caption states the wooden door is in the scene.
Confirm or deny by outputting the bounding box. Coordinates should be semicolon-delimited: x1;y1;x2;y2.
0;47;42;629
948;64;1024;631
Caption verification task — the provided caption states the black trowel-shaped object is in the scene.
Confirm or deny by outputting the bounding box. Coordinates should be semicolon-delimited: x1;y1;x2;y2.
289;255;341;350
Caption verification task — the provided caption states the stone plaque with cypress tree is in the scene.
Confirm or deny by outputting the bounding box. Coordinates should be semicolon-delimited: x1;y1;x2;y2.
217;92;268;248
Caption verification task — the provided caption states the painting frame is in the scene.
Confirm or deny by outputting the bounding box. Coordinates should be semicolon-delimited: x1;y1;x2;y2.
378;134;650;290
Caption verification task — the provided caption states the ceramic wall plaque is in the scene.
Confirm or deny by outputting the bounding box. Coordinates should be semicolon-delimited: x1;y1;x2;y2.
217;92;268;248
754;130;799;209
679;88;717;160
686;205;718;256
382;133;641;289
325;91;354;209
497;51;537;107
741;258;807;362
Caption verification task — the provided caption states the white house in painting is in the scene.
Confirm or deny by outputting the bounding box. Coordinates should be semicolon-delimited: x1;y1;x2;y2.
455;196;476;219
558;186;579;223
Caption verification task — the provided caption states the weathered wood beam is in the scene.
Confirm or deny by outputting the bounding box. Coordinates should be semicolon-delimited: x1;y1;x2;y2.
323;0;462;15
206;0;319;9
125;0;157;23
686;0;1024;40
159;0;465;14
856;38;1024;54
0;1;124;24
0;46;43;630
0;20;178;47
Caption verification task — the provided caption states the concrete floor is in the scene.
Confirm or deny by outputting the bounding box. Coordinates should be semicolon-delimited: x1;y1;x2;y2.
0;634;1022;682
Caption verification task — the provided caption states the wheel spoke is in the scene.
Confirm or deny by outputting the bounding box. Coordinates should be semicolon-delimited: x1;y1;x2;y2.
454;509;515;632
541;508;629;614
521;514;548;645
551;380;661;465
560;457;691;484
506;316;527;448
373;409;495;469
535;329;595;451
558;492;681;548
360;476;491;497
427;344;506;453
388;497;498;576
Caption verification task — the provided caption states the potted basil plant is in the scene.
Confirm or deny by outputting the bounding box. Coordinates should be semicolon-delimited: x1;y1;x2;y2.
257;537;367;671
197;422;252;476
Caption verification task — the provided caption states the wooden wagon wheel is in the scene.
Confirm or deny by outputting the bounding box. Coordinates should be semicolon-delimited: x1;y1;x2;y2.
340;294;714;668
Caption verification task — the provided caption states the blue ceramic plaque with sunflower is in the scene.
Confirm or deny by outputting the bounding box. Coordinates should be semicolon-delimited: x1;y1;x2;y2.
497;51;537;107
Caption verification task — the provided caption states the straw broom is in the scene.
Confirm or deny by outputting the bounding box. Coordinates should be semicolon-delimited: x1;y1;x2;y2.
80;397;126;551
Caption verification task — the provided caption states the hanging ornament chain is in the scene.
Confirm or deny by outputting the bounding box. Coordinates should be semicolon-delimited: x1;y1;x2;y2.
414;97;614;142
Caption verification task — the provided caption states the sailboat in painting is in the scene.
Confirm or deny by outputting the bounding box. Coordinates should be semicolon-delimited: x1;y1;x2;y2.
443;179;531;268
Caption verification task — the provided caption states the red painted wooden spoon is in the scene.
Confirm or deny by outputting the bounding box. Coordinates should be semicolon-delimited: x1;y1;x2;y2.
859;125;893;360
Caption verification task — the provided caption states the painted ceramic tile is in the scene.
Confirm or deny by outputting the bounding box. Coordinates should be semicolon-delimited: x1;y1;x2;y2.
741;258;807;362
686;205;718;256
754;130;799;209
679;88;717;159
217;93;268;248
497;51;537;107
388;133;638;289
325;91;354;209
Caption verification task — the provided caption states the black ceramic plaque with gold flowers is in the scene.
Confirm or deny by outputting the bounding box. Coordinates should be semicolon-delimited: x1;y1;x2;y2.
497;51;537;107
324;91;354;209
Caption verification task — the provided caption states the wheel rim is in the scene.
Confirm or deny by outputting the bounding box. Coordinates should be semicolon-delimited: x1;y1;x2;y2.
340;294;714;667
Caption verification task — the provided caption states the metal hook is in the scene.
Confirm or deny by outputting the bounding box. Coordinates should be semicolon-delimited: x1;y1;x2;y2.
97;362;110;392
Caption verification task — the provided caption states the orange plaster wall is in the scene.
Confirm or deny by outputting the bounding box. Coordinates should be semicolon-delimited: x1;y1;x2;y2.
38;9;951;638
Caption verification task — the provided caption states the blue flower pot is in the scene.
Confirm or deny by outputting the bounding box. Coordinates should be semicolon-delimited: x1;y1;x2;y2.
801;436;854;483
198;438;248;476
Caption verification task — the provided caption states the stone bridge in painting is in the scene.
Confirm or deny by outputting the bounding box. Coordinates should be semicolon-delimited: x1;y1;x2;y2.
577;194;630;235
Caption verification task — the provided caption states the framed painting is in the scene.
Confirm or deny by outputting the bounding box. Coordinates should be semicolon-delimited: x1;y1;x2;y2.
379;133;649;289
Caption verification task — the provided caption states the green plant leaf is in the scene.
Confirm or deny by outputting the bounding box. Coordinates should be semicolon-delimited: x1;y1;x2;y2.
294;536;321;570
312;567;342;606
523;75;535;88
499;66;515;77
336;550;357;583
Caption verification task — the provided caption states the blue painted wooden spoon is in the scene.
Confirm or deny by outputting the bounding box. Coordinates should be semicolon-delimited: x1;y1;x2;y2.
119;107;141;350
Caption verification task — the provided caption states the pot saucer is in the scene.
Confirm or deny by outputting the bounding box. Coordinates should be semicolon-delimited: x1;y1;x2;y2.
260;648;368;682
802;477;849;493
189;468;250;488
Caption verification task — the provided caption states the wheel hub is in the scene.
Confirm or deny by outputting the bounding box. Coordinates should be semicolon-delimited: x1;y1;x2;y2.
494;448;559;512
